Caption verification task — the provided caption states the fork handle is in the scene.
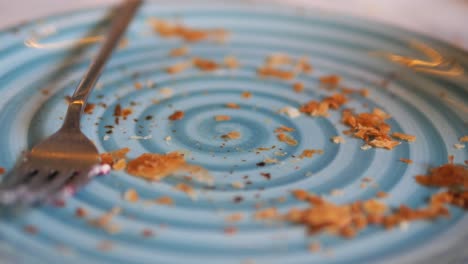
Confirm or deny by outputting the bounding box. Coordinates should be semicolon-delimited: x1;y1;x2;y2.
62;0;142;130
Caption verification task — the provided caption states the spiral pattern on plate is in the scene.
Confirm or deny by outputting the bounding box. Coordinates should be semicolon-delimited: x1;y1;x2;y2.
0;2;467;264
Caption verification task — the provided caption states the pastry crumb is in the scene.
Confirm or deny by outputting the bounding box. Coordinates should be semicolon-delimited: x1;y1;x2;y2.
299;149;323;159
331;136;345;144
454;143;465;149
277;133;298;146
215;115;231;121
224;56;239;69
392;132;416;142
225;213;244;222
169;110;184;121
399;158;413;164
154;196;174;206
165;60;191;74
169;46;189;57
279;106;301;118
231;181;245;189
308;242;321;252
225;102;240;109
123;189;139;203
174;183;197;200
293;82;304;93
192;57;219;71
241;91;252;99
222;131;241;140
254;207;278;220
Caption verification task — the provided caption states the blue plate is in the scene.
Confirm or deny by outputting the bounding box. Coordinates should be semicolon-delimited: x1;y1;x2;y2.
0;1;467;264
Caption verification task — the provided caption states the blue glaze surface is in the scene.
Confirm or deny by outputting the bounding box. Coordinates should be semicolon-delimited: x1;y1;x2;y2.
0;2;467;264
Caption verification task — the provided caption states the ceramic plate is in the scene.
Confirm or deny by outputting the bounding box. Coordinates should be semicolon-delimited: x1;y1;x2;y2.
0;1;467;264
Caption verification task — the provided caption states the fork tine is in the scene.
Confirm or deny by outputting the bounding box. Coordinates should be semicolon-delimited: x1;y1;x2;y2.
0;165;36;204
0;164;34;189
27;169;58;191
59;171;92;196
28;170;77;204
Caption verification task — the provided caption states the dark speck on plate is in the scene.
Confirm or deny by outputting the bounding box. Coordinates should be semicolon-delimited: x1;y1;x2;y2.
233;196;243;203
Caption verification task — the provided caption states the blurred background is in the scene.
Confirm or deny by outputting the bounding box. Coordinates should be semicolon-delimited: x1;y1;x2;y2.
0;0;467;50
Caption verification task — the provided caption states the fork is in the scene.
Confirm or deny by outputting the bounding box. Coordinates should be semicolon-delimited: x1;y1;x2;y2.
0;0;142;205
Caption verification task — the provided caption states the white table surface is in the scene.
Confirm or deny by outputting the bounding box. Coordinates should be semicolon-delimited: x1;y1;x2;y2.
0;0;467;51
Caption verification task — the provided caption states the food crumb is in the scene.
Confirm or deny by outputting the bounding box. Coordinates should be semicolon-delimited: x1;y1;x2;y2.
343;108;400;150
300;93;347;117
275;125;295;133
75;207;88;218
265;53;292;66
154;196;174;206
225;213;244;222
165;60;191;74
253;207;278;220
293;82;304;93
174;183;197;200
277;133;298;146
88;207;121;234
224;226;237;235
169;110;184;121
100;148;130;167
295;56;313;73
376;191;388;198
23;225;38;235
399;158;413;164
392;132;416;142
257;66;295;80
112;158;126;170
222;131;241;140
241;91;252;99
308;242;321;252
299;149;323;159
123;189;139;203
224;56;239;69
127;152;188;181
279;106;301;118
148;18;229;43
331;136;345;144
319;75;341;87
141;228;155;237
84;103;96;114
360;144;372;150
169;46;189;57
225;102;240;109
460;135;468;142
134;82;143;90
233;196;244;203
414;161;467;188
215;115;231;121
121;108;132;120
330;189;344;196
263;157;278;164
192;57;219;71
231;181;245;189
454;143;465;149
159;87;173;98
260;172;271;180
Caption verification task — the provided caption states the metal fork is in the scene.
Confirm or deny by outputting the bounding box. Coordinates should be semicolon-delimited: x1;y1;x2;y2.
0;0;142;205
